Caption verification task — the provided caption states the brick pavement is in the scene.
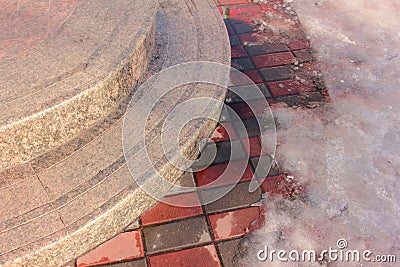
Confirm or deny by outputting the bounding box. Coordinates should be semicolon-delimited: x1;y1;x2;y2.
76;0;327;266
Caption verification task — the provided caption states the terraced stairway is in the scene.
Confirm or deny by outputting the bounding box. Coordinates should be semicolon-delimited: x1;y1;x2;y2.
0;0;230;266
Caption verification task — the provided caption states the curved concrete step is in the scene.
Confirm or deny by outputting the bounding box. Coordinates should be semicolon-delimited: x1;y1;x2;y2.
0;0;157;172
0;0;230;266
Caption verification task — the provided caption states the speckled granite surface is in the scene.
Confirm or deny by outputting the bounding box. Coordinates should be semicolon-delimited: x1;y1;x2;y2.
0;0;157;170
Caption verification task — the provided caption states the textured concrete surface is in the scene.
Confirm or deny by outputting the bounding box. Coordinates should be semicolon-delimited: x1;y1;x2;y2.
0;0;157;170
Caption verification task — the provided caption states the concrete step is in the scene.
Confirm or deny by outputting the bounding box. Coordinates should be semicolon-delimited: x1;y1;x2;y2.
0;0;157;172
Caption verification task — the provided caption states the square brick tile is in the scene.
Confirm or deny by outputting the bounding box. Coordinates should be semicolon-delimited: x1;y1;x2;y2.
268;81;299;96
228;99;269;120
216;140;248;163
148;245;220;267
242;70;263;84
226;83;270;104
228;101;255;120
227;18;244;24
233;116;275;138
260;174;287;196
239;33;262;45
208;206;260;240
288;39;309;50
195;160;253;187
244;44;289;56
196;140;247;166
165;172;197;196
201;181;261;213
230;46;247;58
77;231;144;267
211;123;237;142
216;238;242;267
228;71;254;87
226;24;235;35
104;259;147;267
229;35;241;47
140;193;203;226
275;92;325;107
268;80;316;97
241;137;267;157
143;216;211;254
257;83;271;98
251;52;295;68
231;57;255;71
259;65;292;82
232;23;254;34
250;155;280;178
293;49;314;62
228;5;263;24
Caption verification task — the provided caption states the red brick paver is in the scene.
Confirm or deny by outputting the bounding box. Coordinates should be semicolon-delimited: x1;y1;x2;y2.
208;207;260;241
241;137;266;157
195;160;253;187
242;70;263;84
231;46;248;58
148;245;220;267
268;79;316;97
77;231;144;267
141;193;203;226
252;52;295;68
288;39;310;50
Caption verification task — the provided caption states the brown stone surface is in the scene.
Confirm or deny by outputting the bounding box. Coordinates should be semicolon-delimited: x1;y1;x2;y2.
143;216;211;254
148;245;220;267
216;238;242;267
201;181;261;213
103;259;147;267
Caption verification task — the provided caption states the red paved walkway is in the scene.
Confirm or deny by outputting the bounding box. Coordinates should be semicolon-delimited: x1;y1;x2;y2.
76;0;326;266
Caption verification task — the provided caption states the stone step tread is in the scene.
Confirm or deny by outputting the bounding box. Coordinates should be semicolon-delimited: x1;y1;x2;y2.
0;0;157;172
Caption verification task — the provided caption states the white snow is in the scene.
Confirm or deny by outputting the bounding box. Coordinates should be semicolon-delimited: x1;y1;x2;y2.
243;0;400;266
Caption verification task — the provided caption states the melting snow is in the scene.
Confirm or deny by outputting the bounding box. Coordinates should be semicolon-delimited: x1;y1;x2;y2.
243;0;400;266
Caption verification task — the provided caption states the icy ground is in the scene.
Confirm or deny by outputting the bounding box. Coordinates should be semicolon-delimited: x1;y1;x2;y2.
243;0;400;266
